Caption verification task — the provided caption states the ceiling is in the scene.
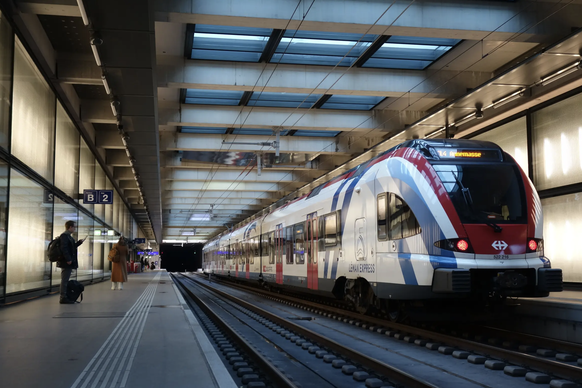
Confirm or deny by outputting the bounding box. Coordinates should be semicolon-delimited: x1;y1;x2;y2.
6;0;582;243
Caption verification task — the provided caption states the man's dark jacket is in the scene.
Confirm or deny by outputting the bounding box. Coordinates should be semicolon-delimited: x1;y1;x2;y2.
56;232;82;269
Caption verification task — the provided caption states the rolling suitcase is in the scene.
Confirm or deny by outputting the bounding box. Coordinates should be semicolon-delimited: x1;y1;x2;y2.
66;280;84;303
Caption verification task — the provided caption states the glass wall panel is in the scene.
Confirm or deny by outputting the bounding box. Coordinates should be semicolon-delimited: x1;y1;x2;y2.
542;193;582;282
532;92;582;191
11;38;55;182
51;197;78;286
113;190;120;231
54;102;79;198
92;221;105;279
79;139;94;212
472;116;528;175
105;177;113;226
0;11;13;150
0;160;8;297
94;162;105;220
77;212;93;282
6;169;52;293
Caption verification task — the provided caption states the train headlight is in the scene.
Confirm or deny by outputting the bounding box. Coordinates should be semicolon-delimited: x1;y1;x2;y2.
434;238;474;253
527;238;543;253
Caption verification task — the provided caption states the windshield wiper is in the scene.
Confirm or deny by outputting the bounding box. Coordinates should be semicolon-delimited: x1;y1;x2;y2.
453;172;503;233
452;172;474;210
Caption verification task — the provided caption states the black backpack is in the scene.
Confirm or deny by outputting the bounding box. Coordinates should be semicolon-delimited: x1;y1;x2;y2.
47;236;63;262
66;280;84;303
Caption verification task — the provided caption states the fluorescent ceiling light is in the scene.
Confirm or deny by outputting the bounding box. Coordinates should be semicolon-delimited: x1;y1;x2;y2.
424;127;446;139
90;44;101;67
190;213;211;221
76;0;89;26
492;88;526;109
101;75;111;95
194;33;268;41
540;61;581;86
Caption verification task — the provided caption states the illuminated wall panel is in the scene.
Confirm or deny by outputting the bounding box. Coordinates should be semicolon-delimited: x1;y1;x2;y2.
11;38;55;182
0;11;12;150
55;102;79;198
79;140;95;213
532;93;582;191
472;116;528;175
6;169;52;293
542;193;582;282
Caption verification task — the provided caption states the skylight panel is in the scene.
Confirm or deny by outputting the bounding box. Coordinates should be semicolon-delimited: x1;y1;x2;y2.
185;89;245;105
271;30;376;67
181;127;227;134
320;95;384;110
231;128;282;135
364;36;460;69
191;24;273;62
248;92;322;108
293;130;340;137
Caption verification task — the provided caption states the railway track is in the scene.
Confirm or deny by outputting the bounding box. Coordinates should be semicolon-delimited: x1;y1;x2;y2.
173;273;439;388
200;273;582;387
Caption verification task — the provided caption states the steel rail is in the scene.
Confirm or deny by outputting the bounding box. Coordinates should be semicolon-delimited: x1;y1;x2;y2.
205;275;582;383
186;274;439;388
173;274;298;388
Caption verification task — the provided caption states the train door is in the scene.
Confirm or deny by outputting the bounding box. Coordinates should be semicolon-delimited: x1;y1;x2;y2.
307;212;318;289
235;240;239;277
245;240;250;279
276;224;283;284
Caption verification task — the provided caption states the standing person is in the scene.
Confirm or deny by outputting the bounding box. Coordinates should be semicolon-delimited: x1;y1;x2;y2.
57;220;85;304
110;236;129;290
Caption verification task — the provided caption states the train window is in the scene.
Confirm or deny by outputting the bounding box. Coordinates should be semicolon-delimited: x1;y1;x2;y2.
324;213;338;246
294;223;305;264
377;193;387;240
388;193;421;240
253;237;260;258
261;234;269;258
269;231;275;264
433;164;527;224
286;226;293;264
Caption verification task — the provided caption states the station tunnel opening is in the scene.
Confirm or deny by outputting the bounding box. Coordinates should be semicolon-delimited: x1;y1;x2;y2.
159;243;203;272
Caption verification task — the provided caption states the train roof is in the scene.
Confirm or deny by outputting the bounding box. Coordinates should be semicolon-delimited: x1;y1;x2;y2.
204;139;506;247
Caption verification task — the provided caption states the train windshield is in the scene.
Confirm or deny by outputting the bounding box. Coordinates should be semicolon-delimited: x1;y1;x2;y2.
433;163;527;224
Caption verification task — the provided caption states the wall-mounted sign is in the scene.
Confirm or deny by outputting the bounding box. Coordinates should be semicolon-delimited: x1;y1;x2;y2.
83;190;114;204
134;238;146;244
43;189;54;204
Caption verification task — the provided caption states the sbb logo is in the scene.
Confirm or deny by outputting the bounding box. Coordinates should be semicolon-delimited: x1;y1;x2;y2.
492;240;508;251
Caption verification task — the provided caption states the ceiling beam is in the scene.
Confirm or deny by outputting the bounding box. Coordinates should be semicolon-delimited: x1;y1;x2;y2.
166;180;298;192
152;0;582;42
156;58;489;98
163;168;313;183
158;132;364;155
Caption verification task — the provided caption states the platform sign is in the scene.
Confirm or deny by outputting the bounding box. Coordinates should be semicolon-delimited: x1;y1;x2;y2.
43;189;54;204
84;189;113;204
137;251;144;255
151;252;159;255
83;190;97;204
98;190;113;204
134;238;146;244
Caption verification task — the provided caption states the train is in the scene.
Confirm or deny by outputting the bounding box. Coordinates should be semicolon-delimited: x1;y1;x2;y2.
203;139;563;318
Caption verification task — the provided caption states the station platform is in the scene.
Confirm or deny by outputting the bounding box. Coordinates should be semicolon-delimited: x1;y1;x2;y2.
0;271;237;388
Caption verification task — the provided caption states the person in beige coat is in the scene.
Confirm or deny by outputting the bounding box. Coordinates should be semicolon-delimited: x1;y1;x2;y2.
110;237;129;290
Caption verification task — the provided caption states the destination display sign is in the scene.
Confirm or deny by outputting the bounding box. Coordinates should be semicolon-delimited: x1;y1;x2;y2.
434;148;501;161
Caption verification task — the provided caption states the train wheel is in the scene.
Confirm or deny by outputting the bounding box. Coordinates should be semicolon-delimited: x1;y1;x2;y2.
347;280;374;314
383;300;405;322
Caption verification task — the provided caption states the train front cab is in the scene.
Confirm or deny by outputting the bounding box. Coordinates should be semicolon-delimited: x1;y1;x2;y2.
422;141;563;298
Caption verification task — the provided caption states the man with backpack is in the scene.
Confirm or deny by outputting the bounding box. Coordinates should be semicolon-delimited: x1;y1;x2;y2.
57;220;86;304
